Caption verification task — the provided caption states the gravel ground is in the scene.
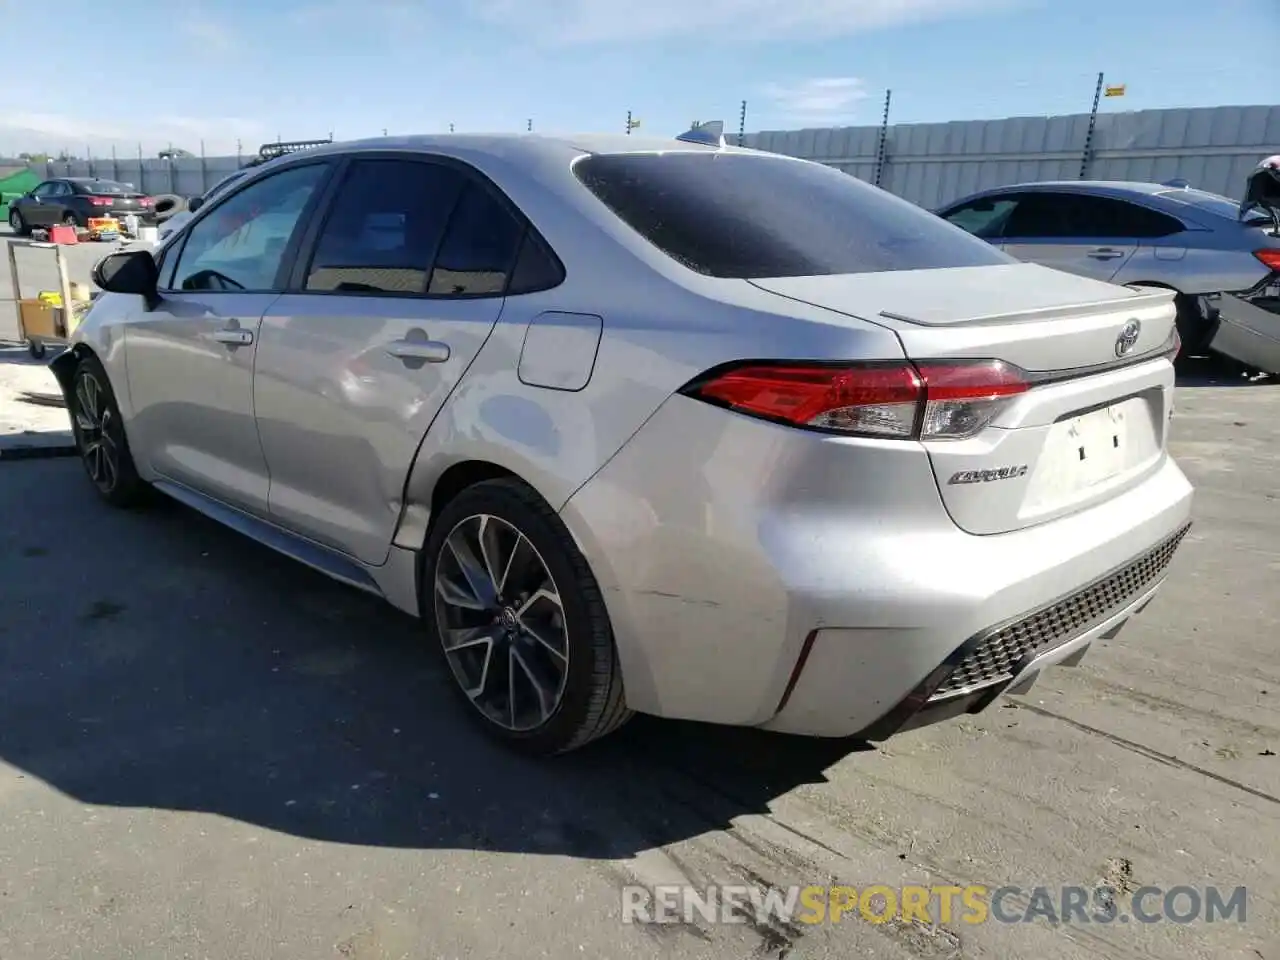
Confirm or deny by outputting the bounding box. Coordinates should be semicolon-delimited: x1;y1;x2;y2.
0;228;1277;958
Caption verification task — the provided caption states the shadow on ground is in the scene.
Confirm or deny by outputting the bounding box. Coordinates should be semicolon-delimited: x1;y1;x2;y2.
0;460;867;861
1176;352;1275;387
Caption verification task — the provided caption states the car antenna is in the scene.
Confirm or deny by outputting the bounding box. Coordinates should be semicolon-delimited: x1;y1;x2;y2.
675;120;727;148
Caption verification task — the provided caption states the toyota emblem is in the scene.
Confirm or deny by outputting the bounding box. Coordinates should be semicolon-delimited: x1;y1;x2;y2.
1115;320;1141;358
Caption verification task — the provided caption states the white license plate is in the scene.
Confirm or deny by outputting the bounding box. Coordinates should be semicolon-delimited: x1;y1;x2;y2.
1023;397;1153;509
1058;403;1130;486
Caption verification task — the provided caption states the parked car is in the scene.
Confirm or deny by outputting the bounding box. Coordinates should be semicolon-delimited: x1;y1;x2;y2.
937;180;1280;372
53;133;1193;755
8;177;155;233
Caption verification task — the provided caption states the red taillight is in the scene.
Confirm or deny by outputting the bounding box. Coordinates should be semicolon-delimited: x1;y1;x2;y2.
140;196;154;206
915;361;1030;440
682;360;1029;441
88;196;112;206
1254;249;1280;271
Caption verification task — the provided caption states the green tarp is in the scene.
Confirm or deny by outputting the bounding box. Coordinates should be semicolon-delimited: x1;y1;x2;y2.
0;168;41;220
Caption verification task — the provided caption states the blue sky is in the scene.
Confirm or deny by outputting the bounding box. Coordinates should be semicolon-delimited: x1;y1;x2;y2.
0;0;1275;156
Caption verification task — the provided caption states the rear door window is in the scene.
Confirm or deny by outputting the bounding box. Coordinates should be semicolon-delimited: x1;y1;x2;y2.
304;158;465;294
427;183;526;296
1001;193;1075;238
573;152;1011;278
1095;198;1183;238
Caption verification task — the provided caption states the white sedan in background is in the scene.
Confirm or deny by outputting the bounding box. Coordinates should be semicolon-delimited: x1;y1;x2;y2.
157;169;250;241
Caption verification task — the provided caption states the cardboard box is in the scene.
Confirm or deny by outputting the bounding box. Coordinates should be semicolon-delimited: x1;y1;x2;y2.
18;298;66;341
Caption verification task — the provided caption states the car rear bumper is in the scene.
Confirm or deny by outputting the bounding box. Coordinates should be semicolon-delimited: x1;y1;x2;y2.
560;394;1194;739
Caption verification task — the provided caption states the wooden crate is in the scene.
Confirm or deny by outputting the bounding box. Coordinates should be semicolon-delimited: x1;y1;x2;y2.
18;298;67;341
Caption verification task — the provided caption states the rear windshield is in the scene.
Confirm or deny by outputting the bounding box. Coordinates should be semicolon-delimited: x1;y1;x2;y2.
572;152;1011;278
76;180;136;195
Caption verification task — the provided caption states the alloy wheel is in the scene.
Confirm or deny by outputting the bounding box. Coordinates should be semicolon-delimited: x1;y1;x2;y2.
73;371;119;492
433;513;570;732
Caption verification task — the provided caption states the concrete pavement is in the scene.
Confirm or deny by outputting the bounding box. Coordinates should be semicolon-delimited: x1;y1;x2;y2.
0;362;1276;959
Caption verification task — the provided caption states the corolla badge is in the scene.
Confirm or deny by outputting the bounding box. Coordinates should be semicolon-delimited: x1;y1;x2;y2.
948;465;1029;485
1114;319;1142;357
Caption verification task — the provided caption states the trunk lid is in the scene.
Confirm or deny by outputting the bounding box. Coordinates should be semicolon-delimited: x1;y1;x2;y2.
749;263;1179;535
107;193;145;214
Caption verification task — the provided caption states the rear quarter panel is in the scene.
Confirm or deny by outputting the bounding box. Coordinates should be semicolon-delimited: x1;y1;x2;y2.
1116;243;1272;295
393;145;910;551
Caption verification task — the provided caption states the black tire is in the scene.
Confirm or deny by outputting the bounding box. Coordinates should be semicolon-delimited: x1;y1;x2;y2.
28;339;46;359
61;211;80;228
421;477;631;755
67;353;150;507
8;207;28;236
152;194;186;219
1173;293;1211;361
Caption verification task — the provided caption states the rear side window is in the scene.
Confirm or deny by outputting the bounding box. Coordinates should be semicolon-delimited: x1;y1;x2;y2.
1005;193;1182;239
305;159;465;294
573;152;1010;278
77;180;134;195
427;183;525;296
507;232;564;294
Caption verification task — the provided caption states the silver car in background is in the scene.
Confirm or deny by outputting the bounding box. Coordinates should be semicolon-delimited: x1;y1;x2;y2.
55;134;1192;755
937;180;1280;372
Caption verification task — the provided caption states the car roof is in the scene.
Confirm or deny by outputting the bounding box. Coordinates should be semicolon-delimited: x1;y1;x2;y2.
963;180;1185;198
297;132;757;162
940;179;1243;216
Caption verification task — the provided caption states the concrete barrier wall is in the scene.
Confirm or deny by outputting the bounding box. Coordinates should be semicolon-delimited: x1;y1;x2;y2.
15;103;1280;207
21;156;245;198
742;104;1280;208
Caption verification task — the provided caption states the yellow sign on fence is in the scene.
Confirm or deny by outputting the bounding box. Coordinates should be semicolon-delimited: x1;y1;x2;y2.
1105;84;1127;97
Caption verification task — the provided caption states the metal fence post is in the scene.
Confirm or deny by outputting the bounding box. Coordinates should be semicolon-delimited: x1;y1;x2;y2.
738;101;747;147
1080;72;1104;179
874;89;893;187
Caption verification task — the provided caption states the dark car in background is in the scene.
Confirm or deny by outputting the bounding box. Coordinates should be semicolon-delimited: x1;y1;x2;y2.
7;177;156;233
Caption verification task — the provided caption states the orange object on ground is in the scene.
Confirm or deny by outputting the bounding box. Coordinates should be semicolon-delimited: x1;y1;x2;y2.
48;224;78;244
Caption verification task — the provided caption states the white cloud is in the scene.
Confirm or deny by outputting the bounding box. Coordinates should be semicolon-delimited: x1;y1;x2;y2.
0;112;269;158
180;16;236;51
762;77;869;123
474;0;1019;44
290;0;428;33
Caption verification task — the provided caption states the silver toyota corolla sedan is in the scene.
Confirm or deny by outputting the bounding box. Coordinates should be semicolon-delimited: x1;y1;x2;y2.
52;133;1194;755
936;180;1280;373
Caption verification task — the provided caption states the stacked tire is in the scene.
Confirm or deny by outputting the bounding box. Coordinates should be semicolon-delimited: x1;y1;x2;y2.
152;194;187;222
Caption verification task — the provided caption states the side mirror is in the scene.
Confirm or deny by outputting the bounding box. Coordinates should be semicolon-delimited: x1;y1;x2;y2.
92;249;160;309
187;195;204;214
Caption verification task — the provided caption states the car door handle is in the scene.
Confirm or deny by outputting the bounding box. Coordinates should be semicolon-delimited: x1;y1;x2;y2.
210;328;254;346
384;338;450;363
1087;247;1125;260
